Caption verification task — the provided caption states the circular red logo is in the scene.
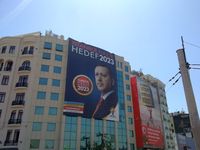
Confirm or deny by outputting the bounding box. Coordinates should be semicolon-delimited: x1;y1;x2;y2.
73;75;93;96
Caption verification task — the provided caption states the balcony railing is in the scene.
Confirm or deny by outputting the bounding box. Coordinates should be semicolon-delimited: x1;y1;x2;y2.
8;119;22;124
4;140;18;146
22;50;33;55
12;100;25;105
18;66;31;71
15;82;28;87
4;67;12;71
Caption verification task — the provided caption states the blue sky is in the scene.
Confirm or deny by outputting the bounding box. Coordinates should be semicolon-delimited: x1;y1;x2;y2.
0;0;199;114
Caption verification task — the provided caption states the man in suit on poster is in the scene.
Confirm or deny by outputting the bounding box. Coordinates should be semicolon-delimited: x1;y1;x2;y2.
92;64;118;119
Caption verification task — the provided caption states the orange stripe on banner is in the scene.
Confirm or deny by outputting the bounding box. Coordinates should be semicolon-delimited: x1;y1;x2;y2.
64;106;84;111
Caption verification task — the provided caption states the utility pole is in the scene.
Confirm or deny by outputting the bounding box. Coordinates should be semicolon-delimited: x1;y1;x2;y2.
176;36;200;150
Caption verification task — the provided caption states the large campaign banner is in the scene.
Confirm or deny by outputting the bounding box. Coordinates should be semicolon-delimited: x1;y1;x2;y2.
131;77;164;149
64;38;119;121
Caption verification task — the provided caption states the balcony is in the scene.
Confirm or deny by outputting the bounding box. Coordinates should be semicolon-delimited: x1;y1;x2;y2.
18;66;31;71
4;67;12;71
4;140;18;146
8;119;22;124
15;82;28;87
22;50;33;55
12;100;25;106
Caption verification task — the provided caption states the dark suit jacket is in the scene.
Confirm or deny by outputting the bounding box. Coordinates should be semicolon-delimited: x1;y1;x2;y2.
93;92;117;119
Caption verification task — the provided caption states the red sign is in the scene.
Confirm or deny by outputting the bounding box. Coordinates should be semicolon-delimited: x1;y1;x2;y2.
131;76;164;149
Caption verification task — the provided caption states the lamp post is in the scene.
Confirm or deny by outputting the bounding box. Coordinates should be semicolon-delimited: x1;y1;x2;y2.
81;136;90;150
96;133;107;150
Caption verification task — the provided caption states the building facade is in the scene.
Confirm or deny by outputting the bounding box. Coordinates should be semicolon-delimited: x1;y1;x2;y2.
172;112;196;150
0;31;136;150
151;75;178;150
130;73;178;150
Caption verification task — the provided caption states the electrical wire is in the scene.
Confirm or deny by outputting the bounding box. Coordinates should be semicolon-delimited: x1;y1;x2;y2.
190;64;200;66
168;71;181;82
166;71;181;93
190;67;200;70
184;41;200;49
172;75;182;85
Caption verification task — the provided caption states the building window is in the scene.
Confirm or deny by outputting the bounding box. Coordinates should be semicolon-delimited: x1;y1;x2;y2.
30;139;40;149
0;60;4;71
8;110;16;124
10;110;16;120
17;110;23;123
126;95;131;101
42;52;51;60
19;75;28;83
4;61;13;71
35;106;44;115
53;66;61;74
55;54;62;61
130;144;135;150
19;60;31;71
48;107;57;115
50;92;59;101
9;46;16;54
41;64;49;72
37;91;46;100
0;92;6;103
13;129;20;143
125;66;129;72
13;93;25;105
39;77;48;85
22;46;34;55
22;60;30;67
64;117;77;150
16;75;28;87
16;93;25;101
81;118;91;147
22;46;28;54
125;74;129;80
45;139;55;149
47;123;56;131
52;79;60;87
126;84;130;90
56;43;63;52
32;122;42;131
127;106;132;112
0;109;2;118
29;46;34;54
5;130;12;143
1;75;9;85
44;42;52;50
1;46;7;53
128;117;133;125
129;130;134;137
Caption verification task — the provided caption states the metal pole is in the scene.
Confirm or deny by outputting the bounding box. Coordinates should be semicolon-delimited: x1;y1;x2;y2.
176;49;200;150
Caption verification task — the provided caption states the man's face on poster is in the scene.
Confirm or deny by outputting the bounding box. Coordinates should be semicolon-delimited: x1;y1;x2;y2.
95;66;113;95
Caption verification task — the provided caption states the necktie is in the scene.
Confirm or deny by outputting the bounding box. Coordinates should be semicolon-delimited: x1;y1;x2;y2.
92;97;104;117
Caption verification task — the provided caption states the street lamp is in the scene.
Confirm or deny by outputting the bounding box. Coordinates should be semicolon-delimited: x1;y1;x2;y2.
96;133;108;150
81;136;90;150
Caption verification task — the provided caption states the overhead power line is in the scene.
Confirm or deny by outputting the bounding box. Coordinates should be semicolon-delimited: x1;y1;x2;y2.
184;41;200;49
190;64;200;66
190;67;200;70
168;71;181;82
172;75;182;85
166;71;181;93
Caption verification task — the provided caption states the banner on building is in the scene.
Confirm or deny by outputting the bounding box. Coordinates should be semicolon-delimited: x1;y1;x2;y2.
64;38;119;121
131;77;164;149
